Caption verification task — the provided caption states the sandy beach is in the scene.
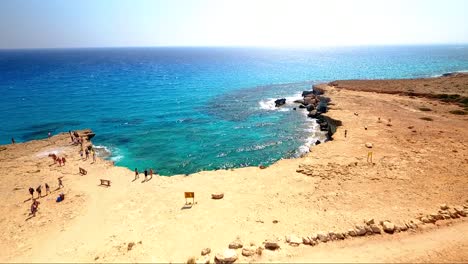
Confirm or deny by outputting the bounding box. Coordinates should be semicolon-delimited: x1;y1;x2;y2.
1;73;467;263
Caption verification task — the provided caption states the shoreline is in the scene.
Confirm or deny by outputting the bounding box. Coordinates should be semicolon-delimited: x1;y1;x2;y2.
0;73;467;262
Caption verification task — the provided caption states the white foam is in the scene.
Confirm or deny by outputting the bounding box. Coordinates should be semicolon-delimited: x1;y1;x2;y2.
35;148;65;158
258;93;303;111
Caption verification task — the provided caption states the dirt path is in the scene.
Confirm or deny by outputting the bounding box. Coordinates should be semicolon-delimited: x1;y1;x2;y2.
271;221;468;263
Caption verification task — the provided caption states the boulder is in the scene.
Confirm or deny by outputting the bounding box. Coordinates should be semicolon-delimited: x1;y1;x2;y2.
382;221;395;234
454;206;467;217
448;209;460;219
201;248;211;256
355;225;367;236
302;91;314;97
241;246;256;257
370;224;382;234
365;218;375;225
274;98;286;107
364;225;373;235
348;229;357;237
309;234;318;241
308;110;319;118
365;142;373;148
212;193;224;199
317;231;329;242
215;249;238;264
228;239;243;249
420;216;433;223
264;241;280;250
397;224;408;232
335;232;345;240
302;237;311;245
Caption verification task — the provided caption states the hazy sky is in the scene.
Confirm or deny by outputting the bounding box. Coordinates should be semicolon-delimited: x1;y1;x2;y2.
1;0;468;49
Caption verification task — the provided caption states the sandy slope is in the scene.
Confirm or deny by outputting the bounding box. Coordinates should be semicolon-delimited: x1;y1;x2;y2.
0;74;467;263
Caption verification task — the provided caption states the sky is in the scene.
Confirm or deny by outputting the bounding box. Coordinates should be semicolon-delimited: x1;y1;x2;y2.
1;0;468;49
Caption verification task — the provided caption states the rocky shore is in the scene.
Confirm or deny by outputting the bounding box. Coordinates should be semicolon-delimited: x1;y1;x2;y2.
0;73;467;263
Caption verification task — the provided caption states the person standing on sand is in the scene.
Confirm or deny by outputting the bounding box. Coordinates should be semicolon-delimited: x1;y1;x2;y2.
134;168;139;180
29;187;34;198
11;138;15;144
144;169;148;181
48;132;51;138
45;183;50;195
36;185;42;197
149;168;153;179
58;177;64;189
62;157;66;166
92;150;96;163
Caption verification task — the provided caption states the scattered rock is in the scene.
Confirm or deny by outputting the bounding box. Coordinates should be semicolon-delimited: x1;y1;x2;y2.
228;239;243;249
264;240;280;250
454;206;467;217
215;249;238;264
348;229;357;237
241;246;256;257
335;232;345;240
302;237;311;245
397;223;408;232
369;224;382;234
127;242;135;251
94;256;99;261
272;220;278;224
420;216;433;223
212;193;224;199
187;256;197;264
355;225;367;236
256;247;263;255
308;234;318;241
365;142;373;148
382;221;395;234
440;204;449;210
317;231;329;242
201;248;211;256
365;218;375;225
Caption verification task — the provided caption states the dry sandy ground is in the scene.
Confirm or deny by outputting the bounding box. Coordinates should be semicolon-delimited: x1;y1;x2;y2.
0;74;467;263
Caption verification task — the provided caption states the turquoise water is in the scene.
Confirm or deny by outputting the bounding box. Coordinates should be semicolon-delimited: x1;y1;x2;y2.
1;46;467;175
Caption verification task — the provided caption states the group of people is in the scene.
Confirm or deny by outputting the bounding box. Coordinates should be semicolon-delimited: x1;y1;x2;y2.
134;168;156;182
80;146;97;162
28;178;64;217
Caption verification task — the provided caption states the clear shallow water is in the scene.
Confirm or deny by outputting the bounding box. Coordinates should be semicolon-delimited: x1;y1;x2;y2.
1;46;467;175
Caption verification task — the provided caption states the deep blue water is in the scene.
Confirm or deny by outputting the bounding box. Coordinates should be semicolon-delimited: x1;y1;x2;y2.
1;46;468;175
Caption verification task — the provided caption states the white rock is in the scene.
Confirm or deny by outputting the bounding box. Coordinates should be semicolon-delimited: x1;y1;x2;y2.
286;235;302;246
382;221;395;233
365;142;373;148
196;256;211;264
215;249;238;264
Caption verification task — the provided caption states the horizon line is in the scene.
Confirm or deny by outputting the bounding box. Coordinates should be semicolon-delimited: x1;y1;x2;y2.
1;43;468;51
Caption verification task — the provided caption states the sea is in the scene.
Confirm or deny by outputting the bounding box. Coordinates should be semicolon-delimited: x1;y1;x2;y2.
1;45;467;175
